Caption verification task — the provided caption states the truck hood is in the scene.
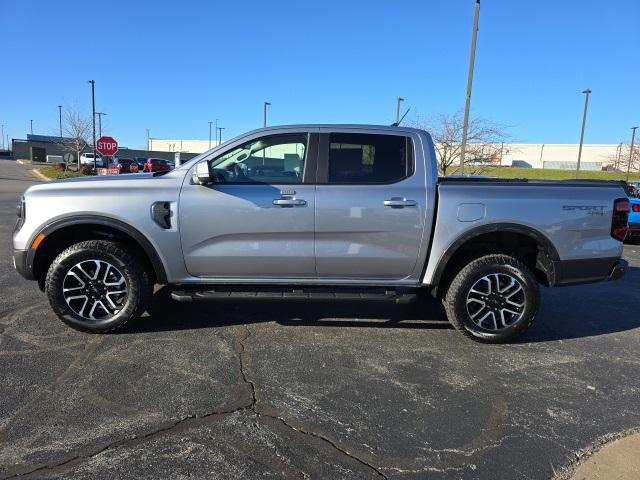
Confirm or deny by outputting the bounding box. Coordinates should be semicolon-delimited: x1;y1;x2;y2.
24;170;184;197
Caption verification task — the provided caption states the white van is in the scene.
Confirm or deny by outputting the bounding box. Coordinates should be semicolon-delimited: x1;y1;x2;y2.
79;152;104;167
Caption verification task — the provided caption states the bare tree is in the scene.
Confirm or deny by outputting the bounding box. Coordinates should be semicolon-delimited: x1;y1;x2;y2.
57;107;92;169
619;143;640;175
410;111;509;175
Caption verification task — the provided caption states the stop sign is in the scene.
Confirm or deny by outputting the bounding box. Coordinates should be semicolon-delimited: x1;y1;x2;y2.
96;136;118;157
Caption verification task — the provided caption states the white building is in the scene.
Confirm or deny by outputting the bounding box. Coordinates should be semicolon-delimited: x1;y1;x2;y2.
148;139;219;154
149;137;626;171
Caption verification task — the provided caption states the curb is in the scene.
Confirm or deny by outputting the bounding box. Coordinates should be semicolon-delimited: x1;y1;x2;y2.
16;159;32;165
28;168;51;182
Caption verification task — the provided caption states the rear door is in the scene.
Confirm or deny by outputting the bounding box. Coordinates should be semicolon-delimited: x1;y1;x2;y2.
179;130;318;279
314;129;427;281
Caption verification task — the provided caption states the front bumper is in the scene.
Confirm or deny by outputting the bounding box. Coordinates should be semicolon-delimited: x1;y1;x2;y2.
13;249;35;280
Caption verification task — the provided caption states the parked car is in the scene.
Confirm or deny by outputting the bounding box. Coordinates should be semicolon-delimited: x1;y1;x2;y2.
13;125;630;342
143;158;170;172
79;152;104;167
134;157;147;170
111;157;139;174
627;196;640;243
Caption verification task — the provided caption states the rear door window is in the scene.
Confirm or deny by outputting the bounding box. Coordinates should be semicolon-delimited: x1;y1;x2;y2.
328;133;412;184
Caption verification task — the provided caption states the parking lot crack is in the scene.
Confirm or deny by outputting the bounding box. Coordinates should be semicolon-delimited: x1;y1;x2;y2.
257;413;388;479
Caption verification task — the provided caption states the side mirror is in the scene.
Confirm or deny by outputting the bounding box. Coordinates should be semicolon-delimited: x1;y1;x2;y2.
193;162;212;185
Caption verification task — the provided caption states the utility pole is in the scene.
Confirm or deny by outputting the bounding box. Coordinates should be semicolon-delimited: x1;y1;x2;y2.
58;105;63;138
208;121;213;148
627;126;638;182
576;88;591;178
395;97;404;124
263;101;271;127
30;120;33;135
459;0;481;174
88;80;97;169
95;112;106;137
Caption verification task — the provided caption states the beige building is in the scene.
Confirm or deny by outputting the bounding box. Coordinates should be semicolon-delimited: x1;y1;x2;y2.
148;139;219;154
149;137;626;171
496;143;622;170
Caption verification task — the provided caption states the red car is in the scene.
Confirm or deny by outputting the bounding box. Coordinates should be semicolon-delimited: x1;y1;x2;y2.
143;158;171;173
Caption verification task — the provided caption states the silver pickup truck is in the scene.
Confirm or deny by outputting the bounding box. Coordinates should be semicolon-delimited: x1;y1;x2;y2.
13;125;631;342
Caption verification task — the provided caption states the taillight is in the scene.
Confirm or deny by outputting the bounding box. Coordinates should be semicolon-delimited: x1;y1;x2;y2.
611;198;630;241
633;204;640;213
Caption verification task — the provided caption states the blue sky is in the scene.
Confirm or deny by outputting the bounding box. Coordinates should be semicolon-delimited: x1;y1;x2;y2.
2;0;639;148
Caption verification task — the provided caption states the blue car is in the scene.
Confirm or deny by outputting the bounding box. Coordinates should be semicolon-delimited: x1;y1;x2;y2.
628;196;640;242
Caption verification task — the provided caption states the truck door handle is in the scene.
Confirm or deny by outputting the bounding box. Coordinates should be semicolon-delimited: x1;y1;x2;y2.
273;198;307;207
384;197;417;208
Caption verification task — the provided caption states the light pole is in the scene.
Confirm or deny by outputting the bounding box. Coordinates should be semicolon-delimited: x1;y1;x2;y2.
95;112;106;137
576;88;592;178
215;119;219;144
146;129;150;150
30;120;33;135
396;97;404;125
263;101;271;128
208;121;213;148
1;124;4;150
88;80;97;169
58;105;63;138
217;126;225;143
459;0;481;174
627;126;638;182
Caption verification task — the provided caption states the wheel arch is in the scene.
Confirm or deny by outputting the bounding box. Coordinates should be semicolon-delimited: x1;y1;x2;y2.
429;223;560;295
28;215;167;286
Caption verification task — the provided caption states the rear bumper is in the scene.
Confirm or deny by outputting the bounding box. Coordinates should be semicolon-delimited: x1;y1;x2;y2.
552;256;626;286
628;222;640;236
13;249;34;280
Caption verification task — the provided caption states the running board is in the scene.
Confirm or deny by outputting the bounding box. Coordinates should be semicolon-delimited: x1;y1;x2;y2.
171;286;419;303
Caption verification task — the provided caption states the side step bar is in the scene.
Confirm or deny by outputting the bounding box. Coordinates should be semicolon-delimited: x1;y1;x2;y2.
171;286;420;303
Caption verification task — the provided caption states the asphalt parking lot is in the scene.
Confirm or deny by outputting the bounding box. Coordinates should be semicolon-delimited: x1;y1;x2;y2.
1;159;639;479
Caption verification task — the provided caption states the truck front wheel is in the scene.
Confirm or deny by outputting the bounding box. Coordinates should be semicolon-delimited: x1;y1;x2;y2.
45;240;153;333
443;254;540;343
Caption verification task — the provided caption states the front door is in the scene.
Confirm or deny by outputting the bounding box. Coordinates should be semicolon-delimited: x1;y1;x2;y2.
314;131;426;281
179;132;317;279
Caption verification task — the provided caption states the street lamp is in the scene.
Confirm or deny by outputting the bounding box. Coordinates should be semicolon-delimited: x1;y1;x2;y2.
263;101;271;128
576;88;592;178
627;126;638;182
459;0;481;174
88;80;97;169
208;121;213;148
95;112;107;137
1;124;4;150
218;126;225;143
395;97;404;125
30;120;33;135
58;105;63;138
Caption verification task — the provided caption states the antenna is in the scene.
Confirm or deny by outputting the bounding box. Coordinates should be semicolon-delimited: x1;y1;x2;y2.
391;108;411;127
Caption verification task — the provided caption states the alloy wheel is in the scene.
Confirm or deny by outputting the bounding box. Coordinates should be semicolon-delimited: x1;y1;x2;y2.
465;273;525;330
62;260;128;320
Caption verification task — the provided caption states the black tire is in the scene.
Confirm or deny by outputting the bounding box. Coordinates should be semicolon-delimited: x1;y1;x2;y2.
45;240;153;333
443;254;539;343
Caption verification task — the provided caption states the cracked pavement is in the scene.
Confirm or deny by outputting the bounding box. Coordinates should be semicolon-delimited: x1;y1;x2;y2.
1;159;640;479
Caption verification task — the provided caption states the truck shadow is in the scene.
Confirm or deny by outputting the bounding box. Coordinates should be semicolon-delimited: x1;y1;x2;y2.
121;266;640;343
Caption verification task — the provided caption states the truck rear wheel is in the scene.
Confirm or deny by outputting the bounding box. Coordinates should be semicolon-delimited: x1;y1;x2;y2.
443;254;539;343
45;240;152;333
